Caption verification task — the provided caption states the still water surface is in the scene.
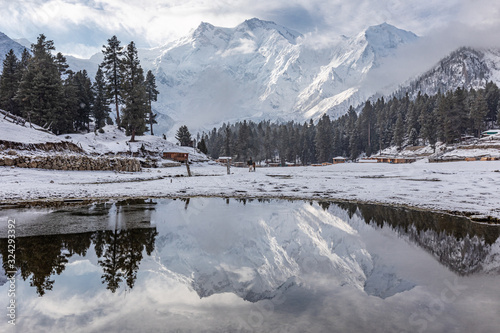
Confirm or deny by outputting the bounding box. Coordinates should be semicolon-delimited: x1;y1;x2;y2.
1;198;499;333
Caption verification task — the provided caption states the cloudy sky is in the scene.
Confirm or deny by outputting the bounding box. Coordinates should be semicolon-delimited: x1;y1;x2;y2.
0;0;499;58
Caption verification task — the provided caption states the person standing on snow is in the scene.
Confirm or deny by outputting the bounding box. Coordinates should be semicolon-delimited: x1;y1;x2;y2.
247;157;253;172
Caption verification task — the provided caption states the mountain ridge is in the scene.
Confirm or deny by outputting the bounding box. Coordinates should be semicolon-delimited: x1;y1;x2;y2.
2;19;500;138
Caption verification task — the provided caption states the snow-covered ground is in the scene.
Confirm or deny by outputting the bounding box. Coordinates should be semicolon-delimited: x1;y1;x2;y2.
1;159;499;219
1;117;500;219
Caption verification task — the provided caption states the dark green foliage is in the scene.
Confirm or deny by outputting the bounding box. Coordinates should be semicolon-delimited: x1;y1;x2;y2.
101;35;123;127
470;90;489;137
92;67;111;130
0;35;159;138
237;120;251;161
197;138;208;154
176;125;192;146
145;70;159;135
120;41;148;141
69;70;94;132
485;81;499;124
202;83;499;162
392;112;404;149
15;34;66;133
315;114;333;162
0;49;21;115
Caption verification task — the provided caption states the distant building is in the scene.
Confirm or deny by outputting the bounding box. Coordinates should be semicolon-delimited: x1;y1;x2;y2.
375;157;416;164
216;157;232;164
332;157;346;164
162;149;189;162
481;129;500;137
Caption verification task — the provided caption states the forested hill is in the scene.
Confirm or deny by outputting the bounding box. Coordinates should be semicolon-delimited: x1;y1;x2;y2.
202;83;500;163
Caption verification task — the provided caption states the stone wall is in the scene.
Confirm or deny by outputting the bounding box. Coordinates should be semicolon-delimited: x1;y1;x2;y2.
0;140;85;153
0;154;141;172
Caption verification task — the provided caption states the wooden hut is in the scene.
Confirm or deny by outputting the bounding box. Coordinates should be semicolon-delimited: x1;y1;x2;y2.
162;149;189;162
332;157;346;164
376;157;416;164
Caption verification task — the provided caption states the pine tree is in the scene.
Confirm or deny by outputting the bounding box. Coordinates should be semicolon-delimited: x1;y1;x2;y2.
419;98;438;149
19;48;31;72
74;70;93;132
485;81;500;125
60;71;79;133
175;125;192;146
16;34;64;132
144;70;159;135
101;35;123;127
120;41;148;142
315;113;333;162
304;119;316;164
392;112;404;149
92;67;111;131
237;120;251;161
497;99;500;127
55;52;70;76
0;49;20;115
223;126;232;157
197;138;208;154
279;124;290;164
470;90;489;138
447;87;468;142
359;101;375;155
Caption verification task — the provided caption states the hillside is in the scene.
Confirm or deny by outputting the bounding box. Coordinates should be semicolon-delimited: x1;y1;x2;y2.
394;47;500;100
0;116;205;164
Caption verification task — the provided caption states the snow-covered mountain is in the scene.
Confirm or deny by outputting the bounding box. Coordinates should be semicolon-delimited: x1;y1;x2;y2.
150;200;415;301
5;18;500;138
0;32;27;64
395;47;500;100
141;19;418;136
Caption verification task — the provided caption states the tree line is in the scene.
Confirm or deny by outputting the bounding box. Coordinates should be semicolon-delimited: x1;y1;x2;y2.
0;34;159;141
201;83;500;163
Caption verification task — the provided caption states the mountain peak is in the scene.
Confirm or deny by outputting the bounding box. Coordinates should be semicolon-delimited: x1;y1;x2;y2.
363;22;418;50
237;18;303;44
193;21;216;36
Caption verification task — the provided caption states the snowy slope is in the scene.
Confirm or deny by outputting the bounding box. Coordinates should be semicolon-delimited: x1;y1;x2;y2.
0;32;27;65
0;116;206;161
297;22;418;120
395;47;500;99
0;117;62;144
62;125;206;160
140;19;418;136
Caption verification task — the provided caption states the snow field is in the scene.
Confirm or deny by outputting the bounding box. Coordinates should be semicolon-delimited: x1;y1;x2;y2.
1;159;499;219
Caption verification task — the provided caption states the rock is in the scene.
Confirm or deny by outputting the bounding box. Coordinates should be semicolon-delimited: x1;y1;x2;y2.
4;158;15;166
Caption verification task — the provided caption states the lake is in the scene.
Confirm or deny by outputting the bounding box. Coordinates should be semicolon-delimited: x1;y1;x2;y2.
1;198;499;333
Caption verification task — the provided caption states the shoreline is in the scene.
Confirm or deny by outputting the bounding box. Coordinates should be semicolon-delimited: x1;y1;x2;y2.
1;160;500;224
1;190;499;225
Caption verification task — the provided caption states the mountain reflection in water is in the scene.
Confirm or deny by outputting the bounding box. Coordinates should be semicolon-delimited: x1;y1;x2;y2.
0;198;499;333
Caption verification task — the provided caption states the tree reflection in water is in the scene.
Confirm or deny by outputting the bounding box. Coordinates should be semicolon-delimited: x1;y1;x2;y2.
1;198;499;296
0;200;158;296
